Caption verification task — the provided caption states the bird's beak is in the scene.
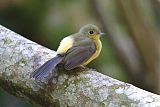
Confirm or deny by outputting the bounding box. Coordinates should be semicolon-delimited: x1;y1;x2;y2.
100;32;105;36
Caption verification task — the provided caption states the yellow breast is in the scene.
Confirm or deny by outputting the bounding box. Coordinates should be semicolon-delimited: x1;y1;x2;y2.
83;37;102;65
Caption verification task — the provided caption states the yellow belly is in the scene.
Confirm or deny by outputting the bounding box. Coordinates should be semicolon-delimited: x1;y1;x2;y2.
83;39;102;65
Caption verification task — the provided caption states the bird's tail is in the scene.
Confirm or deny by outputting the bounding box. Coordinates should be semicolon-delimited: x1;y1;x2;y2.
30;54;63;81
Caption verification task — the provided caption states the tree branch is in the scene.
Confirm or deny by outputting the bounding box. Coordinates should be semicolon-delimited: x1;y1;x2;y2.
0;25;160;107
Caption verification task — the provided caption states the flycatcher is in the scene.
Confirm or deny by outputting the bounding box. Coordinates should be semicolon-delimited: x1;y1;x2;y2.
30;24;104;80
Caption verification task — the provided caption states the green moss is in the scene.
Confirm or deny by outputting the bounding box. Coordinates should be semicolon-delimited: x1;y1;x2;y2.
3;37;13;44
18;58;27;67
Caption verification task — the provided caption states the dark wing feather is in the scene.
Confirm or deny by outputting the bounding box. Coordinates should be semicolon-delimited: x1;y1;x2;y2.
64;39;96;70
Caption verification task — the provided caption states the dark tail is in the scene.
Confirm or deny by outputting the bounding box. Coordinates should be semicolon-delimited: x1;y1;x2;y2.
30;54;63;80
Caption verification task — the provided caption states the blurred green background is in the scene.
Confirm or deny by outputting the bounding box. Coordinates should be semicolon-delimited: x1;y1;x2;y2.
0;0;160;107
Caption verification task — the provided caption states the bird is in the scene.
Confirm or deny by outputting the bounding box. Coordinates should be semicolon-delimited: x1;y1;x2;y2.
30;24;104;81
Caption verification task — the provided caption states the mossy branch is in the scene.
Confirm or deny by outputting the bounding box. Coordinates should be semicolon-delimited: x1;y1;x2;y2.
0;25;160;107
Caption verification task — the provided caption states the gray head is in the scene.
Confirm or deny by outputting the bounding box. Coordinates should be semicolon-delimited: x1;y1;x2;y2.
79;24;103;37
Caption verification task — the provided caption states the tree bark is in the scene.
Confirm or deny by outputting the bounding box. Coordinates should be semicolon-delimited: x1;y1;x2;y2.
0;25;160;107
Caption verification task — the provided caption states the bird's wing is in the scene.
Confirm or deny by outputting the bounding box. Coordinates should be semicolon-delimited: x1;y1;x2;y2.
64;38;96;70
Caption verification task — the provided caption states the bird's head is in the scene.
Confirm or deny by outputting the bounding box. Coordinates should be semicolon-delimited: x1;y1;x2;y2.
79;24;104;39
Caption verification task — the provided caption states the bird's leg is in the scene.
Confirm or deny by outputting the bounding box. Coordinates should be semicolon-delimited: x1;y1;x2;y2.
77;65;90;71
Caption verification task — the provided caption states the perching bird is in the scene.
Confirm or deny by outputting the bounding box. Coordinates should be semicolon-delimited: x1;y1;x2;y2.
30;24;104;81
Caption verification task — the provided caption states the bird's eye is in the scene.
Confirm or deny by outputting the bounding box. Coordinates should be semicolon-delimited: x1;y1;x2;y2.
89;30;94;35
